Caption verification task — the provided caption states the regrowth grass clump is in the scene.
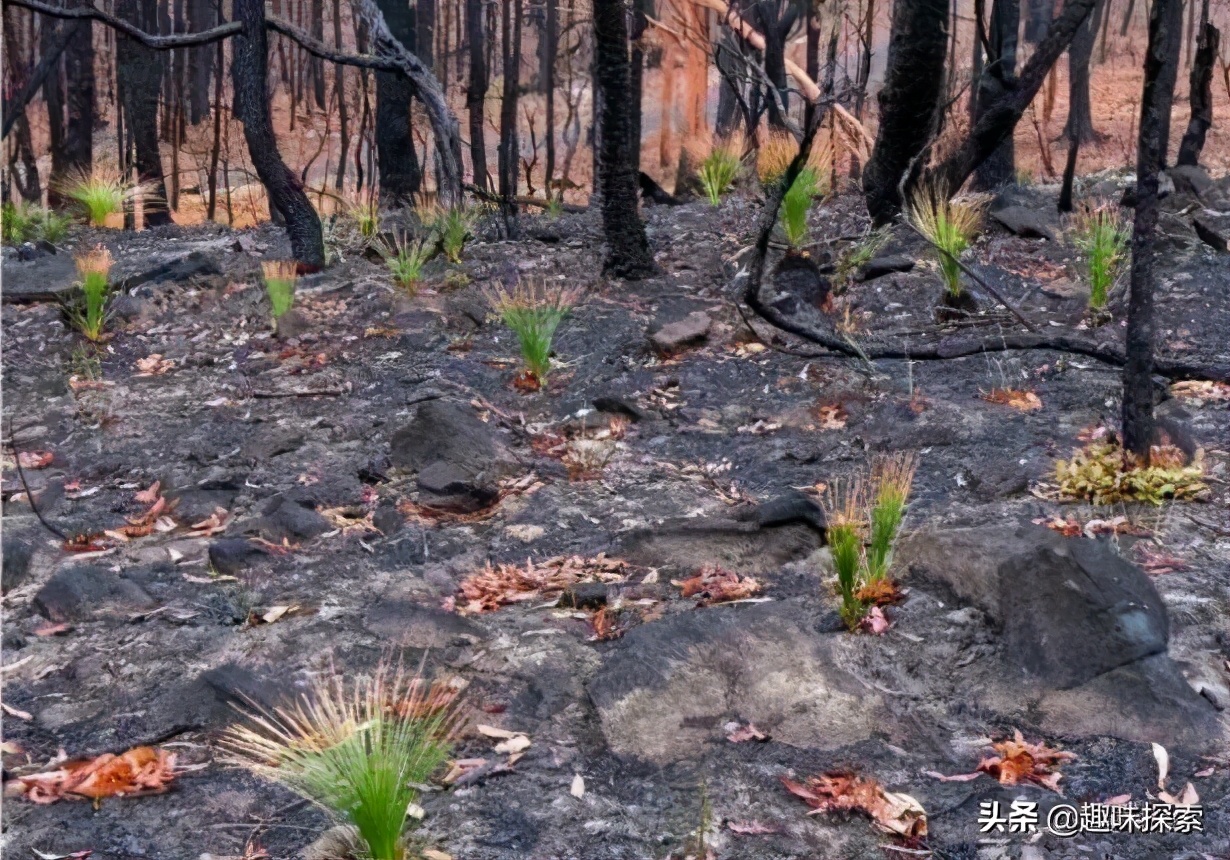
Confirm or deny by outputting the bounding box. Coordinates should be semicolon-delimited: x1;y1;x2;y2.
261;260;299;328
379;232;433;295
60;165;139;227
348;197;381;241
1071;202;1129;311
1055;441;1206;506
70;245;115;342
484;279;582;389
419;204;474;264
2;201;70;245
756;131;835;189
221;662;465;860
698;137;743;206
823;453;918;630
908;186;987;297
780;167;821;249
835;227;892;283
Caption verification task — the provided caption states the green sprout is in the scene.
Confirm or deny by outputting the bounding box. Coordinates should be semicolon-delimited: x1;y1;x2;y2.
908;186;988;297
835;227;892;283
698;139;742;206
779;167;820;249
419;204;474;264
70;245;114;342
379;232;434;295
261;260;299;328
3;201;72;245
348;197;381;241
60;165;138;228
221;662;465;860
825;478;869;631
484;279;582;389
1072;202;1129;311
865;452;917;582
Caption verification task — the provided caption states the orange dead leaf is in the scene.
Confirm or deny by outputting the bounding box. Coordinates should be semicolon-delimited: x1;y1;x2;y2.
10;746;178;804
977;730;1075;794
674;565;762;606
17;451;53;469
782;772;927;839
812;403;848;430
134;354;174;376
187;508;230;536
859;605;891;635
725;722;767;743
855;578;903;606
982;388;1043;412
134;481;161;505
456;554;630;615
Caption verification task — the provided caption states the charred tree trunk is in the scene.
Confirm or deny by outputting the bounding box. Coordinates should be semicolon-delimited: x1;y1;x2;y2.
1062;0;1104;143
418;0;436;69
922;0;1098;196
862;0;948;224
497;0;521;221
63;0;95;181
1176;20;1218;166
715;34;743;137
544;0;559;187
593;0;655;278
753;2;799;130
1122;0;1183;459
117;0;172;226
628;0;650;175
232;0;324;267
466;0;490;189
333;0;349;190
42;15;68;205
1024;0;1051;42
973;0;1020;189
187;0;214;123
3;18;77;141
310;0;326;109
374;0;421;202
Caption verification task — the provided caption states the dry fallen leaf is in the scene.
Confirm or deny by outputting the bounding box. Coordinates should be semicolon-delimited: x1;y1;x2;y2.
860;605;891;635
456;554;630;615
923;770;982;782
570;774;586;798
260;605;293;624
1170;380;1230;402
420;851;452;860
982;388;1043;412
674;565;762;606
783;772;927;839
9;746;177;804
2;701;33;721
977;730;1075;794
16;450;54;470
1158;782;1200;805
1153;743;1170;790
476;725;522;740
134;355;174;377
725;722;767;743
813;403;848;430
493;735;531;755
727;820;779;835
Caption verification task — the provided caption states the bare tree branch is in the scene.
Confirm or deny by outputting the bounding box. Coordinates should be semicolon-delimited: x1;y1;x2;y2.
2;0;241;47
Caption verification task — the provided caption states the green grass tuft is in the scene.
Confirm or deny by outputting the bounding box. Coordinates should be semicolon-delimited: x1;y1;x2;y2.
261;260;299;325
71;246;114;342
380;232;433;295
698;141;742;206
2;201;71;245
1072;202;1129;311
60;165;134;228
484;280;582;387
779;167;820;249
908;186;988;297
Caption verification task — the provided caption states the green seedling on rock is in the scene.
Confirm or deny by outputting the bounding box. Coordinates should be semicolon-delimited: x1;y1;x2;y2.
222;662;465;860
484;279;582;390
70;245;114;342
419;204;474;264
1072;202;1129;311
348;197;381;241
866;452;917;582
835;227;892;283
825;478;869;631
380;232;433;295
698;139;742;206
908;185;987;297
261;260;299;329
1055;441;1206;506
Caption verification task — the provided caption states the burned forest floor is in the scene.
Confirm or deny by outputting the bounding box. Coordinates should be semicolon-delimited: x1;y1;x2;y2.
2;169;1230;860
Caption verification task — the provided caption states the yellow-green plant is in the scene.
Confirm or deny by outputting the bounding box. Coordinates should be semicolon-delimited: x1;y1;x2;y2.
418;204;474;264
348;197;381;241
1055;442;1206;506
4;201;72;245
835;227;892;282
1072;202;1129;311
70;245;114;342
908;186;988;297
866;453;917;582
780;167;820;249
698;138;742;206
60;165;139;228
825;478;869;631
379;232;433;295
261;260;298;327
483;279;582;387
221;662;465;860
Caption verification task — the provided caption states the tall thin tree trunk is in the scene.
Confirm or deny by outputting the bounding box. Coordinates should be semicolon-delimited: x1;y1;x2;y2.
973;0;1021;188
498;0;522;222
63;0;94;189
466;0;490;189
863;0;949;224
333;0;349;190
311;0;327;108
1122;0;1183;458
1063;0;1104;143
188;0;214;123
232;0;325;267
593;0;655;277
206;31;223;221
418;0;437;69
1024;0;1051;42
1176;19;1218;165
116;0;173;226
374;0;421;202
628;0;649;176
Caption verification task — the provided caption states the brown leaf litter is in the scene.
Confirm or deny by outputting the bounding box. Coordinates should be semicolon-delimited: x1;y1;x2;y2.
782;772;927;840
674;565;763;606
7;746;179;805
453;554;631;615
977;729;1075;793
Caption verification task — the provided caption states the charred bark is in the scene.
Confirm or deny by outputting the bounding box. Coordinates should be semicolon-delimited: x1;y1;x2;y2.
466;0;489;189
593;0;655;278
1176;21;1219;166
117;0;172;226
374;0;421;202
862;0;948;225
1122;0;1183;457
1062;0;1104;144
922;0;1098;198
544;0;560;186
2;18;76;140
497;0;522;223
187;0;214;123
973;0;1020;189
62;0;94;180
232;0;324;267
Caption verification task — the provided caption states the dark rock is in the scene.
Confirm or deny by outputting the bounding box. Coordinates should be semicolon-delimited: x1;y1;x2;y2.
558;581;609;609
208;538;266;575
1121;173;1176;207
589;602;889;763
649;310;712;354
389;399;510;477
0;250;79;304
616;514;824;575
2;534;35;593
108;294;154;324
364;601;486;646
991;205;1057;241
124;250;222;288
251;494;331;542
1193;216;1228;252
241;430;305;462
855;254;915;281
167;488;237;523
2;627;26;651
592;396;646;422
417;460;499;513
201;663;297;713
771;254;830;313
1167;165;1215;200
373;502;404;535
33;564;156;622
740;491;827;533
15;242;48;262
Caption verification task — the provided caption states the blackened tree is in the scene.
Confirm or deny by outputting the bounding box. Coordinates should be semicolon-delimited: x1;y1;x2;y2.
972;0;1020;189
117;0;172;226
374;0;422;203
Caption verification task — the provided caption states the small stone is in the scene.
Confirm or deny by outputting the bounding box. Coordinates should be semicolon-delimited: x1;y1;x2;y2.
558;581;609;609
33;564;156;622
649;311;712;353
2;534;35;594
505;524;545;543
855;254;915;281
273;308;312;340
1193;216;1228;253
208;539;266;576
992;205;1057;241
253;494;331;542
373;502;404;536
417;461;498;513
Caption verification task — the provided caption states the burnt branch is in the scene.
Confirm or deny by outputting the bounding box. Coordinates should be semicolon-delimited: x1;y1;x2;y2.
3;0;241;47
